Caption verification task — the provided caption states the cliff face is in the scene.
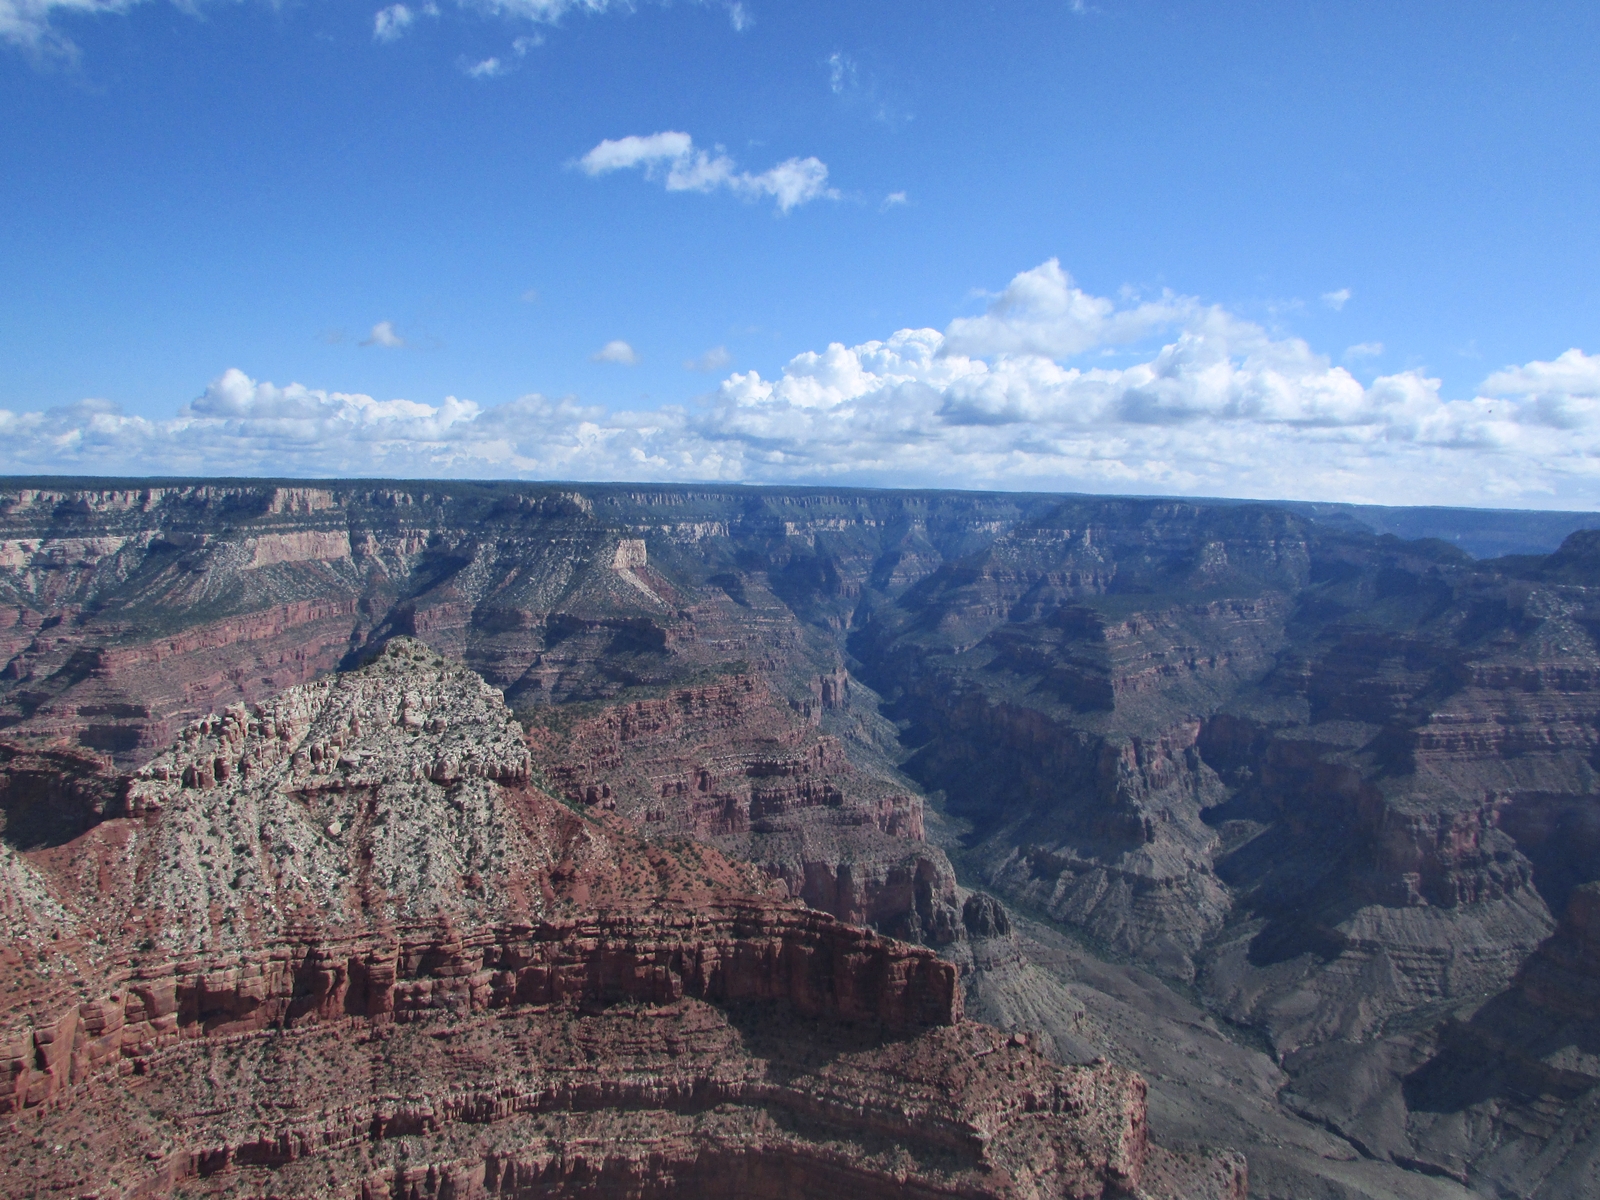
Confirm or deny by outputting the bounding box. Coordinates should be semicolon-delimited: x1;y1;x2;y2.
2;479;1599;1196
848;505;1600;1197
528;673;961;944
0;639;1240;1200
853;513;1582;1020
0;483;1031;950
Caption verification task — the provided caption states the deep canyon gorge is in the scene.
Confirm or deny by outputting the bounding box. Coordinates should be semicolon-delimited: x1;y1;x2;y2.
2;480;1600;1199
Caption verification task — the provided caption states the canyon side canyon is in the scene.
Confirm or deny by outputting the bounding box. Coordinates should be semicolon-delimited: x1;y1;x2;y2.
2;480;1599;1199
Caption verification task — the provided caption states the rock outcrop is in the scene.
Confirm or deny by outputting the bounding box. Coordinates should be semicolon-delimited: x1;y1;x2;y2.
0;639;1237;1200
529;672;963;945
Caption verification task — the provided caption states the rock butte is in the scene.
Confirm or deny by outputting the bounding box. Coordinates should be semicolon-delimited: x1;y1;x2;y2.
0;480;1599;1197
1;638;1242;1199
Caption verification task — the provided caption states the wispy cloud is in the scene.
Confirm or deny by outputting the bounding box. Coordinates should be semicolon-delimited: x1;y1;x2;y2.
684;346;730;372
823;47;909;126
1322;287;1352;311
827;51;856;96
1;0;127;56
578;131;836;213
464;55;504;77
1344;341;1384;360
360;321;405;348
5;0;742;56
373;3;413;41
591;339;638;365
881;191;908;210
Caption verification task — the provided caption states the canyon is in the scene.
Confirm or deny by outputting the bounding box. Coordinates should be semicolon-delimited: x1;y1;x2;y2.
1;480;1599;1198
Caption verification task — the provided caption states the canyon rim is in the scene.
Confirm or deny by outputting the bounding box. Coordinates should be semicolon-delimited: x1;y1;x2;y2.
0;479;1598;1199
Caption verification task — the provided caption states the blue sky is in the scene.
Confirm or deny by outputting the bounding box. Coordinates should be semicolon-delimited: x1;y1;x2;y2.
2;0;1599;506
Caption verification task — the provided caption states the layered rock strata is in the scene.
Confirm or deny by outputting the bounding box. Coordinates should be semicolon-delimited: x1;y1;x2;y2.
5;479;1600;1195
1269;881;1600;1198
0;639;1236;1200
529;672;963;944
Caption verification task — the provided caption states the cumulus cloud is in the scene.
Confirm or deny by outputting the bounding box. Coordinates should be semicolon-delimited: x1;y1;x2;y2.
360;321;405;348
578;131;836;213
373;3;413;41
1322;287;1352;311
9;262;1600;508
943;260;1191;359
591;339;638;365
685;346;731;372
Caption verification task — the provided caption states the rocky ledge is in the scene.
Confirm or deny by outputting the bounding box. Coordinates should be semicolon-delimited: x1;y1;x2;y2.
0;640;1241;1199
528;672;965;945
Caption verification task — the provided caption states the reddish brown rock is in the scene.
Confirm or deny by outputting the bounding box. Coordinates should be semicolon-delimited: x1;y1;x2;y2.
0;639;1237;1200
528;673;962;943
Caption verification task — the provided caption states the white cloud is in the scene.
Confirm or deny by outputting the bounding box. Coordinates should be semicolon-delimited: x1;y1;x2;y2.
578;131;837;213
685;346;731;372
943;259;1191;360
10;264;1600;509
373;3;413;41
1344;341;1384;360
591;339;638;365
464;0;620;21
465;55;504;77
1480;348;1600;431
5;0;727;56
1;0;131;54
881;191;908;210
1322;287;1352;311
579;131;692;174
360;321;405;348
1482;348;1600;400
465;0;749;28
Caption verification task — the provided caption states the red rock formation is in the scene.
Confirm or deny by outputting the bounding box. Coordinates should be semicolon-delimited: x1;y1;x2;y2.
0;905;962;1117
0;640;1241;1200
529;673;963;943
7;999;1233;1200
